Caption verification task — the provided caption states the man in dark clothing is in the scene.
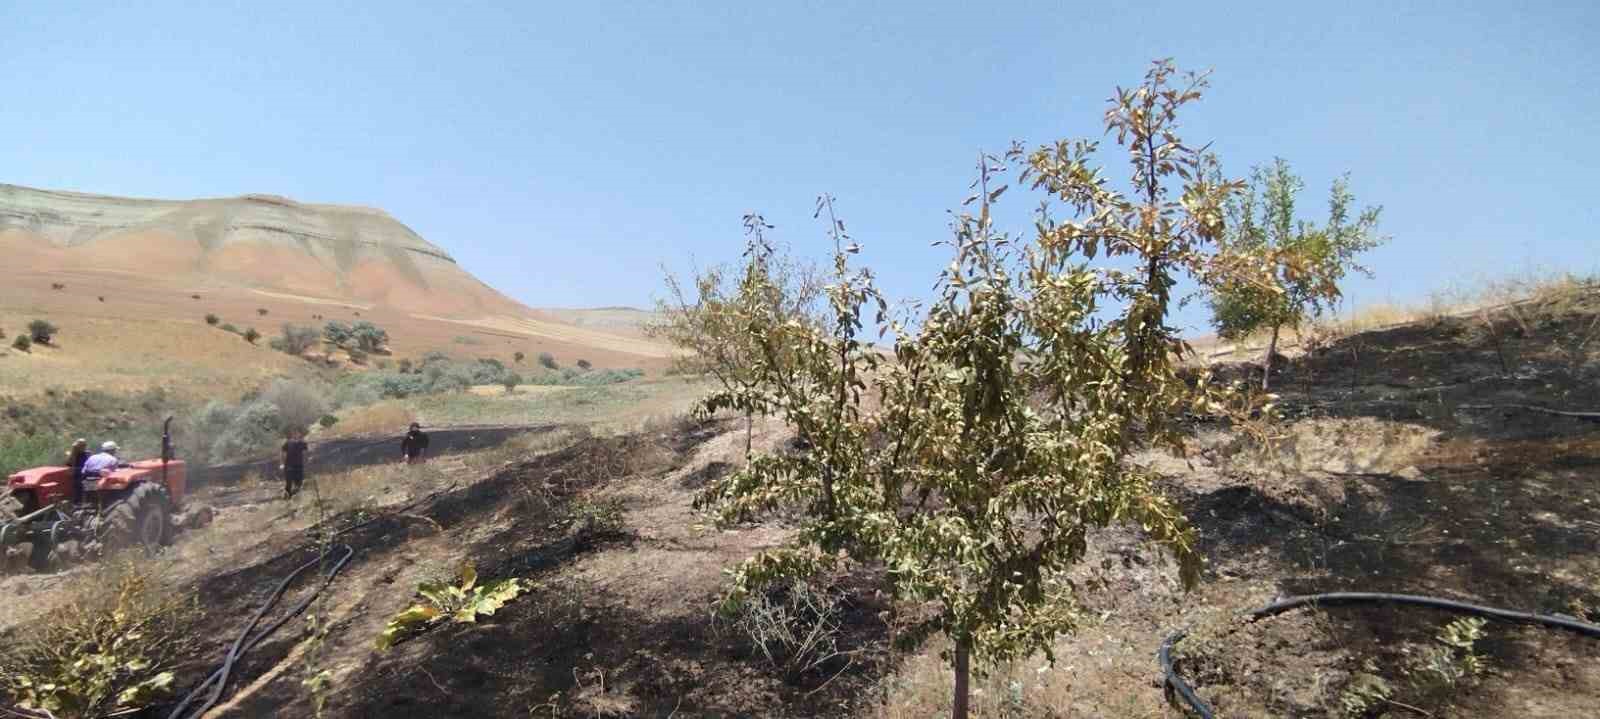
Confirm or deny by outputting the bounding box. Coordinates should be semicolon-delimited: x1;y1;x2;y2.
401;423;429;464
65;438;90;505
281;429;308;499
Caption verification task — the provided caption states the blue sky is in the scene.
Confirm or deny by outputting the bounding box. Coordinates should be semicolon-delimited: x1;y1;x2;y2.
4;1;1596;334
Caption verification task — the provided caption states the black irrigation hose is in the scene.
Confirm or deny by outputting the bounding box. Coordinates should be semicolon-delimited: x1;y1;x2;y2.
166;544;355;719
1160;592;1600;718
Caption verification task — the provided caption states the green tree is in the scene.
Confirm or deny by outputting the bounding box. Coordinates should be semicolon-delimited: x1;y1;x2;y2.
536;352;558;370
499;371;521;394
12;335;31;352
1207;158;1384;388
351;321;389;353
649;216;824;455
28;320;58;345
695;61;1261;719
323;321;353;348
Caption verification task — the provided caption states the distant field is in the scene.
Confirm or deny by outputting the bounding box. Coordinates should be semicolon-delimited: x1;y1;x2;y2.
0;267;674;402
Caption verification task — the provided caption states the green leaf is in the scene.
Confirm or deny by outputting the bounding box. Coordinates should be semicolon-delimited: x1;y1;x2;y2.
375;604;443;650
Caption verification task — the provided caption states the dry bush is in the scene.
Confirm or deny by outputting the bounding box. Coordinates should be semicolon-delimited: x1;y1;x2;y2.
324;401;416;438
720;578;849;684
0;561;201;718
261;378;327;434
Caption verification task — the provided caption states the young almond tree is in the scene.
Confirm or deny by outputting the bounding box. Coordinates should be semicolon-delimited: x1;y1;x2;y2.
649;216;823;454
1207;158;1385;388
697;61;1263;719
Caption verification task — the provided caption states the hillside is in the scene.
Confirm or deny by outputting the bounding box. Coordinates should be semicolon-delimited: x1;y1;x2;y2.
3;284;1596;718
0;183;671;398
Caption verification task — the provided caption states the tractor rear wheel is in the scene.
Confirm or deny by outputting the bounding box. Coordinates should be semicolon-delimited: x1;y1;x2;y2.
100;483;173;556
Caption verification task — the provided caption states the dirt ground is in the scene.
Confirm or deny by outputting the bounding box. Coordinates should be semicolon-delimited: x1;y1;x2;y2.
4;290;1599;718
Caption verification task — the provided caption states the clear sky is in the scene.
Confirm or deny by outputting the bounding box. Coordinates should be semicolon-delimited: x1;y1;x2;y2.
4;1;1596;334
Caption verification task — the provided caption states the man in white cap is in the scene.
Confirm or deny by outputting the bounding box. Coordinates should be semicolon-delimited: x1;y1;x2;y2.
81;441;122;479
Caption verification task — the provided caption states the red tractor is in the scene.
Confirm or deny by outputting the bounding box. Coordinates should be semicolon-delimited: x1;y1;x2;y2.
1;418;187;571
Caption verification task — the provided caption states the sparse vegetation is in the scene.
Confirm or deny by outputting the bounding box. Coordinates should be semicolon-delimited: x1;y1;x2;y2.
0;562;200;717
220;322;240;334
277;322;321;356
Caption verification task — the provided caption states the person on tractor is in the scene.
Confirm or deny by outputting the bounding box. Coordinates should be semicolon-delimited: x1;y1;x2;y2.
65;438;90;505
281;428;308;499
401;423;429;464
82;441;121;480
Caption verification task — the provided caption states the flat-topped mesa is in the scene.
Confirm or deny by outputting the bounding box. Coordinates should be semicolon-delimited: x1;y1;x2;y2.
0;182;523;318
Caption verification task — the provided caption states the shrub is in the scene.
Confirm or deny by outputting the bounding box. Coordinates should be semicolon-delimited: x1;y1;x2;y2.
243;327;261;345
12;335;31;352
576;358;592;370
278;323;320;356
318;414;339;429
722;578;846;683
537;352;558;370
220;323;240;334
261;379;328;435
268;337;287;352
257;308;269;317
191;294;201;300
347;347;368;364
0;563;199;717
323;321;353;347
205;313;220;326
28;320;58;344
513;351;525;363
397;358;413;374
209;401;282;463
351;321;388;352
500;372;521;394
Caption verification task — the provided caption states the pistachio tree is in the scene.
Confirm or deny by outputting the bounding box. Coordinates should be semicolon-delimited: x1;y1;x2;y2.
1207;158;1385;388
696;61;1263;718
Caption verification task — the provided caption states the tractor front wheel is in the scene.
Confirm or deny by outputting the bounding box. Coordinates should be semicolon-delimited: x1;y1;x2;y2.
100;483;173;556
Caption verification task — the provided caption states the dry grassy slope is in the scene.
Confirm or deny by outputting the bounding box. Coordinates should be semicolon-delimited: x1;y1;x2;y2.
0;182;673;397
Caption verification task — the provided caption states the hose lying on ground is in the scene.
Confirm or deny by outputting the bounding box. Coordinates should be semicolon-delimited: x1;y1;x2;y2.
1160;592;1600;719
166;544;355;719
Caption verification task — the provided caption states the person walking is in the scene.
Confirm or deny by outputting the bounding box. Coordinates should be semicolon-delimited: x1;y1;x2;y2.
281;428;308;499
64;438;90;505
400;423;430;464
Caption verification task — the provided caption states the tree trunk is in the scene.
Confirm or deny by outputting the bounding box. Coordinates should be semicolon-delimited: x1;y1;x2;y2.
744;410;753;461
951;635;972;719
1262;323;1280;391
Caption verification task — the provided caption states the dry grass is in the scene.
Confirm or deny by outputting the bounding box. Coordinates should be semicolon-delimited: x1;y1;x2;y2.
874;635;1168;719
322;400;418;438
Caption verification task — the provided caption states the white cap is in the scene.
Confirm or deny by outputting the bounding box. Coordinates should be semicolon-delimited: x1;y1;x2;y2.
101;441;119;452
